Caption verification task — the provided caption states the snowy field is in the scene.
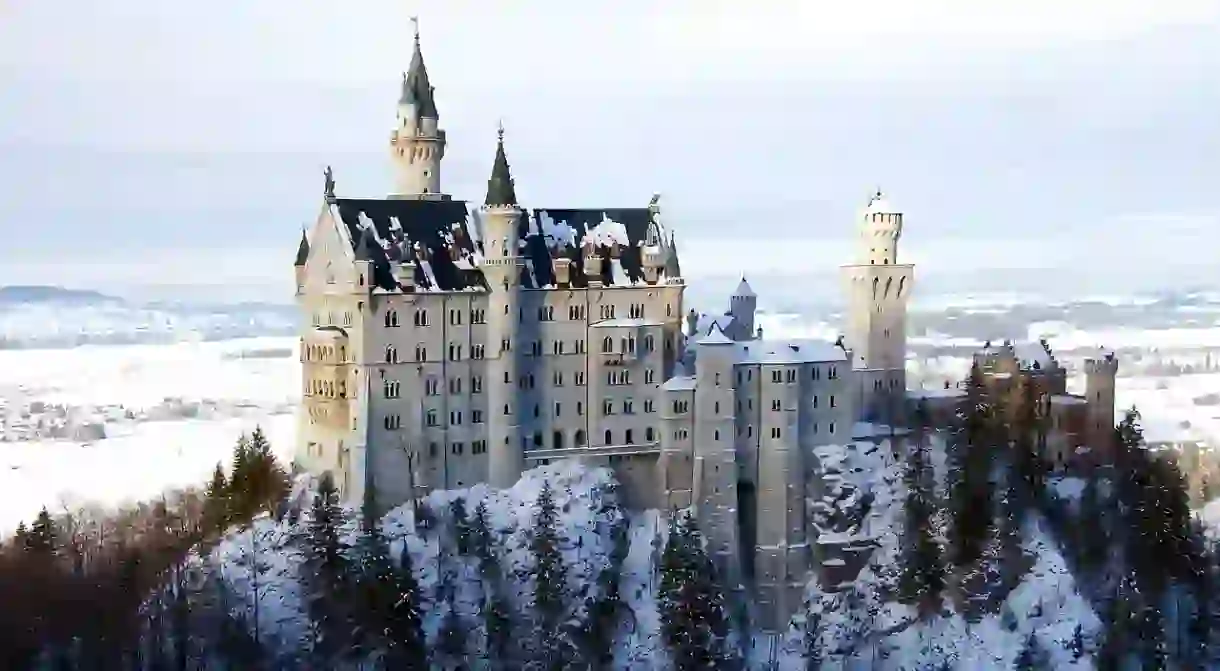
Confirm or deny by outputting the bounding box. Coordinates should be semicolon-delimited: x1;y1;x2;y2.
0;337;299;531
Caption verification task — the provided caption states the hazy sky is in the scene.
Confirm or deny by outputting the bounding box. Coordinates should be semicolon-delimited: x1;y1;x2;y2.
1;1;1217;302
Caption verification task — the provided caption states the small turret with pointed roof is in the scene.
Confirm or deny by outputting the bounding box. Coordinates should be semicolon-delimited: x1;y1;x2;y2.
665;231;682;279
729;274;757;339
400;17;438;119
294;229;310;267
484;122;518;207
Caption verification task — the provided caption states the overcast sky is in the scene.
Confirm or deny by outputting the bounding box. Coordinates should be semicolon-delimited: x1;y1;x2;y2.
1;1;1217;302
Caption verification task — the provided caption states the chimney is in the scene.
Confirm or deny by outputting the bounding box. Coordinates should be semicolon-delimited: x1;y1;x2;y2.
552;256;573;287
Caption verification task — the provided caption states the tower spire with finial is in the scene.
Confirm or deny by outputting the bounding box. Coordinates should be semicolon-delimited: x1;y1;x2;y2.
485;122;518;207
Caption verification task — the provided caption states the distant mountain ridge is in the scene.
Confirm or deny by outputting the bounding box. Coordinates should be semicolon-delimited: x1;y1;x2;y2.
0;285;123;306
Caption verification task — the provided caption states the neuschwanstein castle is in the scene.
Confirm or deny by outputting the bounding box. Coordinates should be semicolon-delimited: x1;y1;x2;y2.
293;25;1118;630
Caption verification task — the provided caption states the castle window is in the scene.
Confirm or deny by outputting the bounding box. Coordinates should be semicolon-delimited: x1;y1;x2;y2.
554;371;564;386
533;432;543;447
576;339;586;354
529;374;536;389
813;396;819;408
533;404;540;418
646;427;655;442
553;431;564;450
603;399;614;415
626;429;635;444
812;367;821;381
383;380;401;399
473;410;484;424
715;373;721;385
426;410;437;426
502;337;512;352
531;340;543;356
425;378;439;396
771;399;781;411
645;369;655;384
448;344;462;361
472;440;487;454
450;309;462;325
472;344;485;359
554;402;561;417
449;377;462;394
714;430;719;441
343;312;352;327
450;411;462;425
771;427;782;439
830;395;837;408
644;399;654;413
829;366;838;380
786;370;796;383
715;401;720;413
624;400;634;414
451;442;463;455
602;337;613;353
504;404;511;416
553;340;565;355
605;429;613;445
414;346;426;362
385;346;399;364
575;429;587;446
504;371;511;384
471;309;486;324
575;372;586;386
472;375;483;393
577;401;584;415
772;370;782;383
386;310;399;328
829;422;836;434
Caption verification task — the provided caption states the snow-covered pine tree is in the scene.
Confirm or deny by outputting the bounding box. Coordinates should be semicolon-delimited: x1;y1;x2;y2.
801;607;824;671
947;361;995;568
996;467;1028;598
526;479;568;669
483;592;513;670
897;421;945;616
348;480;401;662
450;496;471;556
246;425;290;519
383;544;427;669
1012;632;1047;670
436;591;466;669
301;471;351;666
658;511;738;670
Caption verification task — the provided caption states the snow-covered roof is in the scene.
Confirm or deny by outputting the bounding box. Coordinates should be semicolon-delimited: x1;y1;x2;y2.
698;323;734;346
907;388;965;399
733;338;846;364
695;312;736;337
661;375;697;391
733;276;756;299
591;318;664;328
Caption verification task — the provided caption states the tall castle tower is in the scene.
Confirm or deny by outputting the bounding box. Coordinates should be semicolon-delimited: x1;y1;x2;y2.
1084;351;1119;459
842;190;914;423
390;20;447;200
482;125;525;487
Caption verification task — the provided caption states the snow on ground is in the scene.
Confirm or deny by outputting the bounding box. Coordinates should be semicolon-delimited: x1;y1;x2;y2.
0;337;300;531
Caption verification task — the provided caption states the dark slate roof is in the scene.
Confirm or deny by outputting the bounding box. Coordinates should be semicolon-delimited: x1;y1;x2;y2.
332;198;483;292
485;131;517;206
400;35;438;119
294;230;310;266
331;199;658;292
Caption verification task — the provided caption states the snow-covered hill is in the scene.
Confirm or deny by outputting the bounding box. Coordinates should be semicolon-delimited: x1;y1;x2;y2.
198;442;1101;668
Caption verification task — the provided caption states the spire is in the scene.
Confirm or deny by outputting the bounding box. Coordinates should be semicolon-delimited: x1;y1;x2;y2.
399;16;438;118
484;121;518;207
664;231;682;278
294;229;310;267
734;275;756;298
865;187;895;214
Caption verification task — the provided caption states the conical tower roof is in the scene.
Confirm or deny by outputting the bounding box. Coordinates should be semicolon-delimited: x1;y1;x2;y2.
484;124;518;207
294;229;310;267
399;21;438;119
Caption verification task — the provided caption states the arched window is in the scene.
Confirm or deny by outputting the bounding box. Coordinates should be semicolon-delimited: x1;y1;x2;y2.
602;336;613;353
604;429;613;445
385;345;397;364
575;430;587;446
533;432;543;447
625;429;634;444
553;431;564;450
645;427;655;442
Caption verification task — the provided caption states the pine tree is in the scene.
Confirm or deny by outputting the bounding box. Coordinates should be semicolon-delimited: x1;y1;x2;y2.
483;593;513;669
228;434;254;519
470;499;499;584
658;511;737;670
450;496;471;556
1139;602;1169;671
995;468;1028;596
301;472;350;665
897;423;945;615
947;361;996;568
383;545;427;669
246;426;289;517
202;462;230;535
527;480;567;669
436;595;466;668
801;608;823;671
25;506;57;556
1013;632;1046;670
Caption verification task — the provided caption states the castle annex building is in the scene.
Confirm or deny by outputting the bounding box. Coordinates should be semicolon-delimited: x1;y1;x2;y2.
293;25;1118;631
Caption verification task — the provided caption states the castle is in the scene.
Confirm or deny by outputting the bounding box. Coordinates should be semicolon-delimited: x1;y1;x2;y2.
293;24;1118;631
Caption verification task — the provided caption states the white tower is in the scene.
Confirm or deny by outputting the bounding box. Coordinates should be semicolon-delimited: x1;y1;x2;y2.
390;20;447;200
482;126;525;487
842;190;914;423
693;324;742;590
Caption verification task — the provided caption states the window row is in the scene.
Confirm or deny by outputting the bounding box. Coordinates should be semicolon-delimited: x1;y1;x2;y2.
738;365;840;385
304;344;346;362
311;311;353;327
307;378;348;398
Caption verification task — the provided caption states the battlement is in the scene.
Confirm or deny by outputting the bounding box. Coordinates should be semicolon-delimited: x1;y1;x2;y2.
1084;350;1119;376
